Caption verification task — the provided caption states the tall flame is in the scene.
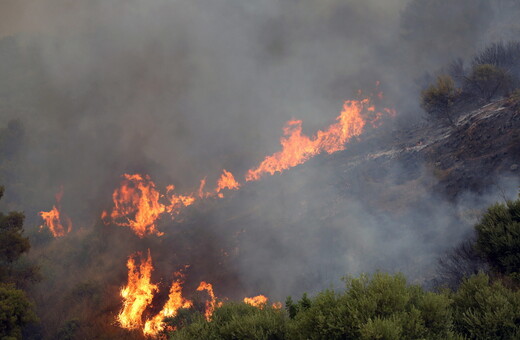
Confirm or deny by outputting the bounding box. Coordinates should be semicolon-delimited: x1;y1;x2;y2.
246;99;369;181
102;174;195;237
118;250;158;330
196;281;222;321
215;169;240;196
143;274;193;336
39;187;72;237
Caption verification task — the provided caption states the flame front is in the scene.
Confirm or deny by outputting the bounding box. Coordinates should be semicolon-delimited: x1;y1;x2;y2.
246;99;369;181
102;174;195;237
143;275;193;336
216;169;240;196
118;250;158;330
197;281;222;321
243;295;268;308
39;187;72;237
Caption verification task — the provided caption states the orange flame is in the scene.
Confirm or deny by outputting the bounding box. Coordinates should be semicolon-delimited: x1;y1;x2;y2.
39;187;72;237
216;169;240;195
143;274;193;336
118;250;158;330
102;174;195;238
246;99;369;181
197;281;222;321
243;295;268;308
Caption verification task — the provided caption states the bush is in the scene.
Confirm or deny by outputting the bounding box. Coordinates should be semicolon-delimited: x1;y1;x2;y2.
171;303;288;340
289;273;456;340
421;75;460;125
474;197;520;277
463;64;512;102
473;41;520;86
451;273;520;339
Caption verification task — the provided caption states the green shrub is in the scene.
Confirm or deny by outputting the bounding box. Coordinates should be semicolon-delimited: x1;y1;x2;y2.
474;197;520;276
463;64;512;102
171;303;288;340
451;273;520;339
421;75;460;125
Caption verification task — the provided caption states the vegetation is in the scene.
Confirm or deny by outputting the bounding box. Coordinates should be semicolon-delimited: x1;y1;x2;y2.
421;75;460;125
421;40;520;122
167;195;520;340
0;187;38;339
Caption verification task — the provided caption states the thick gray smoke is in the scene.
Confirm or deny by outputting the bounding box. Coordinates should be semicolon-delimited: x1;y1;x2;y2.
0;0;519;309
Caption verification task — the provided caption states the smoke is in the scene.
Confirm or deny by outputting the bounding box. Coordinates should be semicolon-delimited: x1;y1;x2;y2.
0;0;519;336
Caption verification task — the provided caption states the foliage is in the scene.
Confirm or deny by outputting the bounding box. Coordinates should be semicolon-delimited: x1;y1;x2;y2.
289;273;456;340
0;283;38;340
171;303;288;340
472;41;520;86
451;273;520;339
474;197;520;277
421;75;460;125
463;64;512;102
0;186;35;287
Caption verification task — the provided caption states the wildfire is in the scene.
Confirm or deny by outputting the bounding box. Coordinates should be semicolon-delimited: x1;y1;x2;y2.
118;250;158;330
143;274;193;336
39;187;72;237
246;99;371;181
102;174;195;238
243;295;268;308
197;281;222;321
118;250;224;336
106;93;395;336
216;169;240;195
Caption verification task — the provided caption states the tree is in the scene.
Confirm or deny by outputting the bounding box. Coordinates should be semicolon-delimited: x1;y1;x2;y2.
0;186;31;285
474;197;520;277
421;75;460;125
0;283;37;340
0;186;38;339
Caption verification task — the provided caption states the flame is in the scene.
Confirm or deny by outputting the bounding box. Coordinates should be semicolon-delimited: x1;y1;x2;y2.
272;302;283;309
243;295;268;308
143;274;193;336
246;99;369;181
102;174;195;237
39;187;72;237
118;250;158;330
196;281;222;321
216;169;240;194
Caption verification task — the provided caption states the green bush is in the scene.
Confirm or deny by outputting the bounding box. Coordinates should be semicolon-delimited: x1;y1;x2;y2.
171;303;288;340
288;273;456;340
463;64;512;102
451;273;520;339
474;197;520;277
421;75;460;125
